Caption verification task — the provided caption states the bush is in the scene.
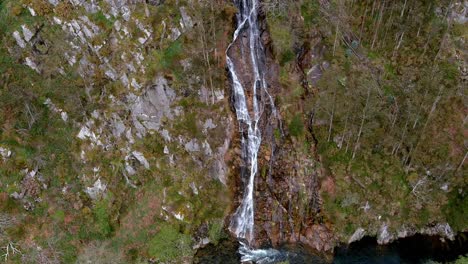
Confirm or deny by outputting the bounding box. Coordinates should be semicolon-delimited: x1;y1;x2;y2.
288;114;304;137
208;219;224;245
444;190;468;232
148;224;192;262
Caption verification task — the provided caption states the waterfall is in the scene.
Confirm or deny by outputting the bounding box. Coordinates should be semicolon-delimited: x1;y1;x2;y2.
227;0;278;255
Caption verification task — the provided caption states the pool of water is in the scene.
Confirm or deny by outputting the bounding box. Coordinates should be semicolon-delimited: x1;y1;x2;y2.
194;233;468;263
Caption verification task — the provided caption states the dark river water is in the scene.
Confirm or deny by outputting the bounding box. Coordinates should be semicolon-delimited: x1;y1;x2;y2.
194;233;468;263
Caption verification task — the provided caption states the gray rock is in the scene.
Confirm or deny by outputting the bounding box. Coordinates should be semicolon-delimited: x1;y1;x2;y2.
203;118;217;134
0;147;12;159
132;151;150;169
48;0;59;6
348;228;366;243
169;27;181;40
147;0;164;6
180;7;193;29
13;31;26;48
421;223;455;240
25;57;40;73
21;25;34;42
185;139;200;152
85;179;107;200
111;115;126;138
131;77;176;135
377;223;394;244
450;1;467;24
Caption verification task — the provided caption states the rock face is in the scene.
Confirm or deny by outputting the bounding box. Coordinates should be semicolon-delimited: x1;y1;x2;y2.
226;0;466;253
226;8;331;251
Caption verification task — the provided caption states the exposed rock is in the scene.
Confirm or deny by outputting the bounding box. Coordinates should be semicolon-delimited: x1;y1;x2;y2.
48;0;59;6
147;0;164;6
27;6;36;16
132;151;150;169
85;179;107;200
111;115;126;138
131;77;176;136
21;25;34;42
180;7;193;29
0;147;12;159
202;140;212;156
44;98;68;122
13;31;26;48
348;227;366;243
193;238;210;250
25;57;39;73
203;118;217;134
421;223;455;240
169;27;181;40
450;1;468;24
377;223;394;244
77;126;103;146
185;139;200;152
300;225;335;251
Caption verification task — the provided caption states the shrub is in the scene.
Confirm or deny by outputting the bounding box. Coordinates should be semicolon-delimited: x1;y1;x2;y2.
288;114;304;137
208;219;224;245
148;224;192;262
444;190;468;232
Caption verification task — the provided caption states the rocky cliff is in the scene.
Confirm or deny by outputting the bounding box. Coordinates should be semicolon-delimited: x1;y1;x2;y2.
0;0;466;263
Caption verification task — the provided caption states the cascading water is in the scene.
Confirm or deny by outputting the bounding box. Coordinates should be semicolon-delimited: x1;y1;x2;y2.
226;0;280;261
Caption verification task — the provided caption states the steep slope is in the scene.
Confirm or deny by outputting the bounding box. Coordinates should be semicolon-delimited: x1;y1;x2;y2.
0;0;236;262
0;0;466;263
